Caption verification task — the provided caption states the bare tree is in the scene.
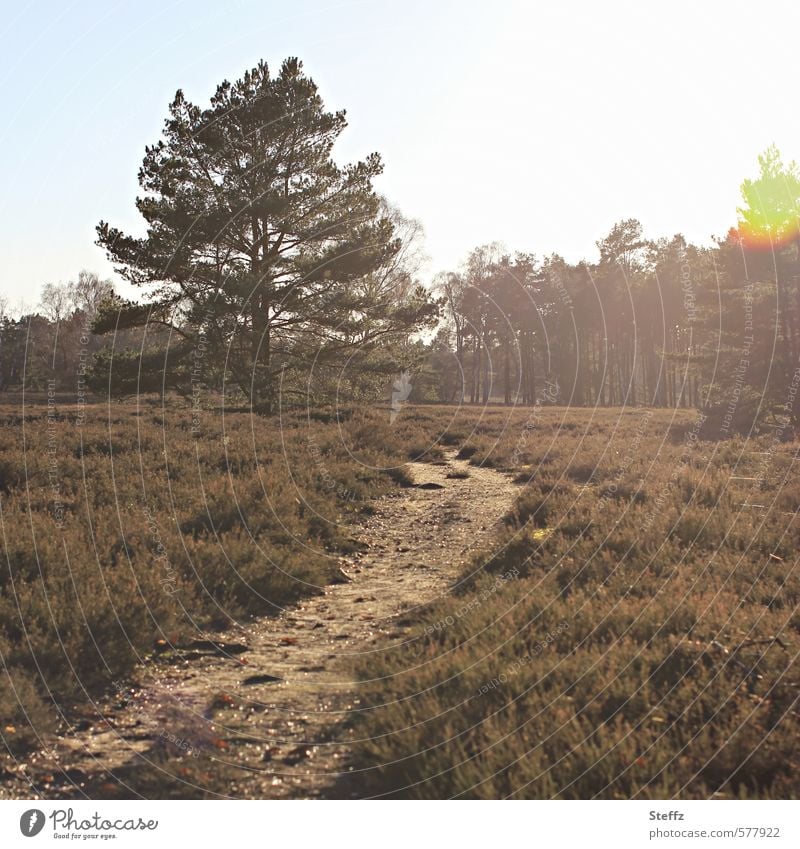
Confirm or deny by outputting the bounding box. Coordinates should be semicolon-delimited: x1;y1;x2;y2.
70;270;115;318
39;282;71;323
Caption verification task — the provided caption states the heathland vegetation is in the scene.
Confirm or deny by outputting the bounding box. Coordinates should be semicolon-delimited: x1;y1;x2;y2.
1;56;799;799
0;401;410;751
347;406;800;799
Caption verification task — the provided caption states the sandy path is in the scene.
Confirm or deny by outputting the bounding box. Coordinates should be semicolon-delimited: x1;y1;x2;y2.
0;452;518;799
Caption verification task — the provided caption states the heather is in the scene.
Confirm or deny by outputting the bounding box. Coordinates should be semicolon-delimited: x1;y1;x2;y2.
347;405;800;799
0;400;405;749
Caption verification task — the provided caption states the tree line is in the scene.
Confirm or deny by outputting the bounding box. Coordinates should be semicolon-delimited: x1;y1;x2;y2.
1;55;797;435
0;271;115;392
416;146;800;434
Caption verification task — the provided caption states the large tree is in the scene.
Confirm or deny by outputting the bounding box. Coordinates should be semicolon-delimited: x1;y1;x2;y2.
96;58;436;411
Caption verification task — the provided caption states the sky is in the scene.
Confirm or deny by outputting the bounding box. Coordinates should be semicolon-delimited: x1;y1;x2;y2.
1;0;799;309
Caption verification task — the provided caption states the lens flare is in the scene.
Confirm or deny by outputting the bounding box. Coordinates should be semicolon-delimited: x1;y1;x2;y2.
737;146;800;250
738;211;800;250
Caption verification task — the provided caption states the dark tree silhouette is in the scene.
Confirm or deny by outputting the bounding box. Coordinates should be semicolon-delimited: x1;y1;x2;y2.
96;58;437;411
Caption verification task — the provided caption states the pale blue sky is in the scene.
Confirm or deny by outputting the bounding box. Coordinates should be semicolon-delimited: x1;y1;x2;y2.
1;0;799;308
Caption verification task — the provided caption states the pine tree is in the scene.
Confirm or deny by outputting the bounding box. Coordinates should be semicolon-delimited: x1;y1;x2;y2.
96;58;436;411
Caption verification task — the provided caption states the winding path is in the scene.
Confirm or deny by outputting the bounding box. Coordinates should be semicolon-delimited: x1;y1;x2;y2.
0;452;519;799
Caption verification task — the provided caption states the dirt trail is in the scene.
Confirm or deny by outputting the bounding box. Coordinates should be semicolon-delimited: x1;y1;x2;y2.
1;452;518;799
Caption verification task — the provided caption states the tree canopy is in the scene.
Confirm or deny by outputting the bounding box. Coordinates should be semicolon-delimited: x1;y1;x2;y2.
96;57;437;410
420;147;800;435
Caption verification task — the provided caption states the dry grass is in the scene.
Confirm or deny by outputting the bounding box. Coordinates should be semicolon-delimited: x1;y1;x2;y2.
0;399;406;750
348;404;800;799
2;399;798;799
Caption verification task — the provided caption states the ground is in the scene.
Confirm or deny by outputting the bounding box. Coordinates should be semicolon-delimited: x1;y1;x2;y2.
1;403;798;799
0;446;518;799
